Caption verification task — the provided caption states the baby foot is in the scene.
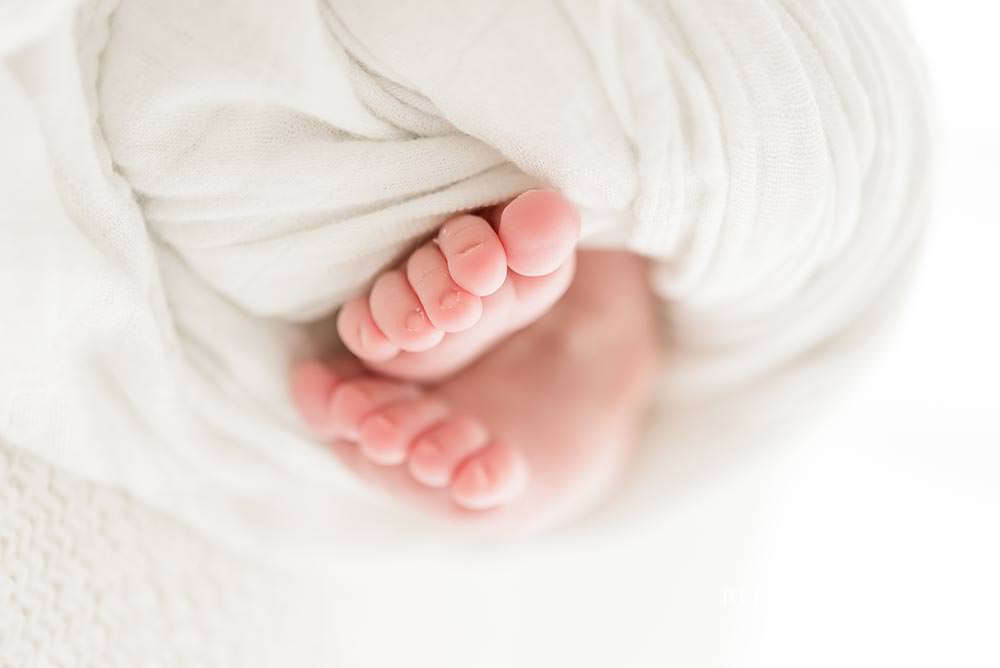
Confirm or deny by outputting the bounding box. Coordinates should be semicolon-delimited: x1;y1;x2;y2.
291;358;528;512
336;190;580;382
293;251;662;532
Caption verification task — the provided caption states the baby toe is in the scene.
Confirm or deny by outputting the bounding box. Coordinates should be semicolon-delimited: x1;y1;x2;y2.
337;295;399;362
407;415;491;488
290;361;341;433
437;214;507;297
327;378;421;440
450;442;528;510
406;242;483;333
369;270;445;352
357;397;451;466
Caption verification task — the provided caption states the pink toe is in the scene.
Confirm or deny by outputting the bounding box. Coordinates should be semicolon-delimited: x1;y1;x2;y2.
437;215;508;297
327;379;421;440
290;362;338;434
406;243;483;333
407;415;490;488
337;295;399;362
450;442;528;510
498;190;580;277
290;358;368;437
408;440;450;487
357;397;450;466
369;271;445;352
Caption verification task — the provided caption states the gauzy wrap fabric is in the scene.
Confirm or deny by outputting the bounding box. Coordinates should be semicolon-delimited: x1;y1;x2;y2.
1;0;929;565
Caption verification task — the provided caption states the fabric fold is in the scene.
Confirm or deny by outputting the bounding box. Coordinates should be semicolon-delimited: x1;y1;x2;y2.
1;0;930;565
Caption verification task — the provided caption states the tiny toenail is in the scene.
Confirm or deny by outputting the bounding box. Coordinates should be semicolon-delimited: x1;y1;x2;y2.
439;291;462;310
457;241;483;256
413;440;441;460
404;310;426;332
366;414;395;435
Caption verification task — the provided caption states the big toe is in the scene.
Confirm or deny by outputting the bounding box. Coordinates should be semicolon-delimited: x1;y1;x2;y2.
497;190;580;277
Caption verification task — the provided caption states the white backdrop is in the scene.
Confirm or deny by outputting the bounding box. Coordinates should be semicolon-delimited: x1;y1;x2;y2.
716;2;1000;663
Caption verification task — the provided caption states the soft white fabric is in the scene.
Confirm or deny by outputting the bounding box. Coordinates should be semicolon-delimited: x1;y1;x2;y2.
0;441;340;666
1;0;928;571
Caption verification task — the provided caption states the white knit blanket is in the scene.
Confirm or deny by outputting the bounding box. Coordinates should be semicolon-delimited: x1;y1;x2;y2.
1;0;928;570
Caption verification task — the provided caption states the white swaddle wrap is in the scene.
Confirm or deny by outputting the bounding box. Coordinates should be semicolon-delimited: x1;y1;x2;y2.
1;0;929;566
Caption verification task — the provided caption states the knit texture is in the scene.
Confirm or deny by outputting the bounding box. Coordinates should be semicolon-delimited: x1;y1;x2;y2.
0;440;338;667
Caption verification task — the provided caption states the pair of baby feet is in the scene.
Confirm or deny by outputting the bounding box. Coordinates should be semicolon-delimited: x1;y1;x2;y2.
291;191;661;531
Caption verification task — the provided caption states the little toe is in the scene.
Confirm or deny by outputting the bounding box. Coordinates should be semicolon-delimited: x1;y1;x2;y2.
407;415;491;488
337;295;399;362
450;443;529;510
327;377;421;440
357;397;451;466
437;214;507;297
369;270;445;352
290;359;363;434
406;242;483;333
497;190;580;277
